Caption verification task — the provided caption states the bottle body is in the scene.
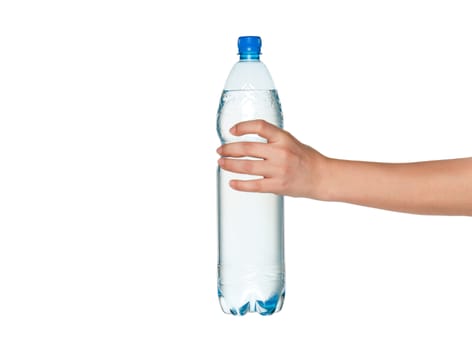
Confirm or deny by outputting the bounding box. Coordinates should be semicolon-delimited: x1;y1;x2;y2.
217;56;285;315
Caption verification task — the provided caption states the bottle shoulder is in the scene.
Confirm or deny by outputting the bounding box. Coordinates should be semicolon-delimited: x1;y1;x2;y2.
224;60;275;90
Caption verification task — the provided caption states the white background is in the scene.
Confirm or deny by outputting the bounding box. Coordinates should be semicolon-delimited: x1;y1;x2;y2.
1;1;471;349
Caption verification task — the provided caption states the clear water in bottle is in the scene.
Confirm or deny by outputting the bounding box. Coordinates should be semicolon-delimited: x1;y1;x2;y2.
217;36;285;316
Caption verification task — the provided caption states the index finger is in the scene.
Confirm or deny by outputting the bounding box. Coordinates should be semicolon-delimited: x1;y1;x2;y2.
231;119;284;143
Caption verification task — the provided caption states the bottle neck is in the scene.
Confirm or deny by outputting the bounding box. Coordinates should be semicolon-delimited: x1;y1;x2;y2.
239;54;260;61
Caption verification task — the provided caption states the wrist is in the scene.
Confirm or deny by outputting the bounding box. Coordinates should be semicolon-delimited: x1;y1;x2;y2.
311;156;343;202
306;151;334;201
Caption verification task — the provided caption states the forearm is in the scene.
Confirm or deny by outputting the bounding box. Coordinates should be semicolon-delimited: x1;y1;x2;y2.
320;157;472;216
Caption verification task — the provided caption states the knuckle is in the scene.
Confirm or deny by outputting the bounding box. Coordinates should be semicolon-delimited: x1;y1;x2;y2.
232;123;239;135
252;180;263;192
283;130;294;140
279;134;292;146
279;130;296;145
278;177;290;192
221;158;232;171
255;119;266;133
242;142;254;154
242;160;254;173
278;165;290;181
277;148;292;163
231;180;241;191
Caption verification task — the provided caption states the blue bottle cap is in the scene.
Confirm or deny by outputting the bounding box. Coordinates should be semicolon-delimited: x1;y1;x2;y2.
238;36;261;59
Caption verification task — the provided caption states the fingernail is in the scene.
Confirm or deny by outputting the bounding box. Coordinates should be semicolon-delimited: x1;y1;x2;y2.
218;158;224;165
230;126;236;134
216;146;222;154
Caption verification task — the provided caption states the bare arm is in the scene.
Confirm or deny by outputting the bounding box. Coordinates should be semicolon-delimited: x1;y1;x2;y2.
217;119;472;216
324;157;472;216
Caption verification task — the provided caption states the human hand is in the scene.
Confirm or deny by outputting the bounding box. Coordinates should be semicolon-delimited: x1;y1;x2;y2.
218;120;472;215
217;119;328;199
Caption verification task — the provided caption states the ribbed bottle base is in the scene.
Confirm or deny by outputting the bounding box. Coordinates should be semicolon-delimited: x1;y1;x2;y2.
218;289;285;316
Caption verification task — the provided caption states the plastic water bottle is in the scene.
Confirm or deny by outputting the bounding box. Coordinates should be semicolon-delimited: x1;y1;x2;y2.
217;36;285;316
